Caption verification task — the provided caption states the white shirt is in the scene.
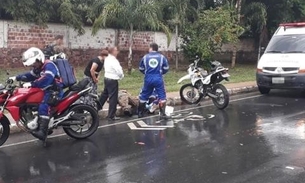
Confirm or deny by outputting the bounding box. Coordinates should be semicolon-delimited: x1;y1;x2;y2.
104;54;124;80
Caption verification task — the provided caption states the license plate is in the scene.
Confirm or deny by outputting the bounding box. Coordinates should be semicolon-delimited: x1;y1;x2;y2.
272;77;285;84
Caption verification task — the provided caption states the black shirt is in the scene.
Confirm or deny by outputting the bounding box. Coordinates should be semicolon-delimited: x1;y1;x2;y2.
84;57;104;78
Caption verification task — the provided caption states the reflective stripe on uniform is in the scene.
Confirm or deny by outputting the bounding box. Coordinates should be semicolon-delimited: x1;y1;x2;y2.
143;56;147;74
160;55;164;74
44;71;55;78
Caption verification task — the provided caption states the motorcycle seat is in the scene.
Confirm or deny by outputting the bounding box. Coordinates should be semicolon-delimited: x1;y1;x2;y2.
62;78;90;98
69;78;90;92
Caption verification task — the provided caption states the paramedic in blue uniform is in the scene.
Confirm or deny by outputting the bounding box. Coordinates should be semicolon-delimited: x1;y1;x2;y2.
137;43;169;119
9;47;63;141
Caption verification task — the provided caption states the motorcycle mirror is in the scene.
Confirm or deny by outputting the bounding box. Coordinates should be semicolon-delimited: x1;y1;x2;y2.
6;70;10;76
6;78;13;85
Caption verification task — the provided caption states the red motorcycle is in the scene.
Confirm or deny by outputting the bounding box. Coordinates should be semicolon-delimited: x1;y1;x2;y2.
0;78;99;146
0;84;8;105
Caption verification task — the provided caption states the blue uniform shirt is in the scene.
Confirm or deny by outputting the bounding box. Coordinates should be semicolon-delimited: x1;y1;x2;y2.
139;51;169;76
16;61;61;88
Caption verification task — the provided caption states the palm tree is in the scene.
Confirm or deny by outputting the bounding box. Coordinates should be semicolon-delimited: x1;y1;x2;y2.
165;0;200;70
231;0;242;68
91;0;171;74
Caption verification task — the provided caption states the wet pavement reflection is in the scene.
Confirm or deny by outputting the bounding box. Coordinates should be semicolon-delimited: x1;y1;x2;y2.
1;92;305;182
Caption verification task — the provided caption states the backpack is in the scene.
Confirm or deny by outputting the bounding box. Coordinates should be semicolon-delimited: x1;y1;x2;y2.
53;59;77;88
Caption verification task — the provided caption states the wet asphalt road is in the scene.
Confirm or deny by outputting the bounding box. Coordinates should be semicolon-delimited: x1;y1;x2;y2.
1;91;305;183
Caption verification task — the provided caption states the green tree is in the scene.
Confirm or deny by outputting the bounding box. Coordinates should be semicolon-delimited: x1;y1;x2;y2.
0;0;92;34
231;0;242;68
243;0;305;37
181;7;244;67
91;0;171;74
164;0;200;70
243;2;267;47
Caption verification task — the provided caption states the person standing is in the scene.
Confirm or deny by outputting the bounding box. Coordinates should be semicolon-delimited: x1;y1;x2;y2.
80;49;109;108
98;47;124;121
138;43;169;119
84;49;109;86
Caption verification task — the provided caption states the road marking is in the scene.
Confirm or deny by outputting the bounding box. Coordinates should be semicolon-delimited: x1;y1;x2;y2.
0;94;262;149
136;120;174;128
127;123;165;131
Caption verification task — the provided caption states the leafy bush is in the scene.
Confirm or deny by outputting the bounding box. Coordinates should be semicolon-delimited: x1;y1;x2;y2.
180;7;244;64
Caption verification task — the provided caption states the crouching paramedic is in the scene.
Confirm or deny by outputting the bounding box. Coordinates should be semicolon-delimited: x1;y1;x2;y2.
9;47;63;141
138;43;169;119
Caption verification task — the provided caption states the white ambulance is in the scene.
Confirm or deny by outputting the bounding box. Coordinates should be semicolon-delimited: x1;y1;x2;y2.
256;22;305;94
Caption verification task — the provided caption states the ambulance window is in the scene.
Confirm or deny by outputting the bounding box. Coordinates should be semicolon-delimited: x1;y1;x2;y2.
265;35;305;53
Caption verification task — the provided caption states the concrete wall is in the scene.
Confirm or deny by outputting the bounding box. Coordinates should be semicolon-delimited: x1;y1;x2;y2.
0;20;257;67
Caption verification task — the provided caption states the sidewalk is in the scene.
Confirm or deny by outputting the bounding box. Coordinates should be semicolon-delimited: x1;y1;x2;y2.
99;81;257;117
166;81;257;99
9;81;257;134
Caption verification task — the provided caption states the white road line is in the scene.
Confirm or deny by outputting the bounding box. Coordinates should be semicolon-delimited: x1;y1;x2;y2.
0;94;262;149
137;120;174;128
0;133;67;149
127;123;165;130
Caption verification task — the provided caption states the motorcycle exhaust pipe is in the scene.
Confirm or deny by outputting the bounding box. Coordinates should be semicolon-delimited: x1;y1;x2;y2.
59;120;84;126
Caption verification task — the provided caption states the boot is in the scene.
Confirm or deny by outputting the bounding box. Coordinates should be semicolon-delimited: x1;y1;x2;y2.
159;102;170;120
31;117;50;141
138;102;146;118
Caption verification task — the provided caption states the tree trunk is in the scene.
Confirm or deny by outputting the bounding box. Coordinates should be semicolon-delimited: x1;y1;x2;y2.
175;24;179;70
231;0;242;68
115;29;120;46
128;24;134;74
231;46;237;68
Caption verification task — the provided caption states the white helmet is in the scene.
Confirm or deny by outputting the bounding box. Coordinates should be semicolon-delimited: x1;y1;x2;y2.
22;47;45;67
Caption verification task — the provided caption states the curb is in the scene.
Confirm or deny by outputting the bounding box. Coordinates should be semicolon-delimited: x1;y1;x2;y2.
9;85;258;134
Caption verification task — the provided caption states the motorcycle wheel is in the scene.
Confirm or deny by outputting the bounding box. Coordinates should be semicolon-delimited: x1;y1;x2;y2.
0;117;10;146
63;104;99;139
212;84;229;110
179;83;203;105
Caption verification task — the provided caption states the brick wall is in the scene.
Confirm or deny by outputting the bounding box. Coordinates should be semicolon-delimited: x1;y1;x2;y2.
118;30;155;51
0;20;257;67
7;23;67;49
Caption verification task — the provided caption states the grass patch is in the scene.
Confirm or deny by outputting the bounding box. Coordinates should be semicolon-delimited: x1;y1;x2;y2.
223;64;256;83
0;64;256;96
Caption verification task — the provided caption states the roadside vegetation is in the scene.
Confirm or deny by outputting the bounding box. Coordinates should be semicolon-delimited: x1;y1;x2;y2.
0;0;304;70
0;64;256;95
